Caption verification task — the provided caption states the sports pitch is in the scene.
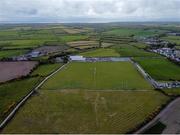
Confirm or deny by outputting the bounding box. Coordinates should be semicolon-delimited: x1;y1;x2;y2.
42;62;153;90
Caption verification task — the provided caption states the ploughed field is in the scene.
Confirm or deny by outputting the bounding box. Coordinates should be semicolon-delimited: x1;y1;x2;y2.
2;90;169;134
0;61;38;83
42;62;153;90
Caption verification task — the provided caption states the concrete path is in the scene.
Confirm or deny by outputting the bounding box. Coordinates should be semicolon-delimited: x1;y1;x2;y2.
0;62;69;130
135;97;180;134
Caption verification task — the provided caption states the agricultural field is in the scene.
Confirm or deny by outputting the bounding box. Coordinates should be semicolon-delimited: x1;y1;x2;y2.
67;41;98;50
0;40;52;49
80;48;120;57
42;62;152;90
175;45;180;49
0;24;179;134
0;26;90;50
62;28;90;34
134;58;180;81
103;28;165;37
32;63;63;77
101;42;114;48
0;61;38;83
0;77;41;123
60;35;89;42
162;36;180;45
0;50;28;59
162;88;180;96
132;43;148;49
113;44;159;57
2;90;169;134
67;41;98;47
101;36;133;44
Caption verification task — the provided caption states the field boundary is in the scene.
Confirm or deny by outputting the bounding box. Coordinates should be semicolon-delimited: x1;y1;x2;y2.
0;62;69;131
131;60;159;89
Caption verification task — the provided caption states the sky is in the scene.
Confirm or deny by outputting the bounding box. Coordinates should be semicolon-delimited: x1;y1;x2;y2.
0;0;180;23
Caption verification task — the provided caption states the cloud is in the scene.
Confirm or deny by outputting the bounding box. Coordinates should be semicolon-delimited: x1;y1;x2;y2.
0;0;180;23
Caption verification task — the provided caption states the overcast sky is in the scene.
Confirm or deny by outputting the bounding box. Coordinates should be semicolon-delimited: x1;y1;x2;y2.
0;0;180;23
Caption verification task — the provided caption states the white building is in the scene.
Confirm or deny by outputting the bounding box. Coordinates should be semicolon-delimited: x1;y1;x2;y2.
69;56;86;61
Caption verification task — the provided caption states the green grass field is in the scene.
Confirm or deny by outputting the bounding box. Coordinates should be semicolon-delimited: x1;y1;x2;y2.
32;63;63;77
80;48;120;57
0;77;41;123
0;50;28;59
103;28;163;37
113;44;159;57
42;62;152;90
60;35;89;42
0;39;63;49
132;43;148;49
2;90;169;134
134;58;180;81
175;46;180;49
162;36;180;45
162;88;180;96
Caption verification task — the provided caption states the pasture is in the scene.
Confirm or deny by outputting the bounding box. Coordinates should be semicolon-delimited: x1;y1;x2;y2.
113;44;159;57
60;35;89;42
0;50;28;59
62;28;89;34
103;28;164;37
80;48;120;57
67;41;98;50
0;61;38;83
134;58;180;81
0;40;49;49
32;63;63;77
67;41;98;47
42;62;153;90
2;90;169;134
0;77;41;123
162;88;180;96
162;36;180;45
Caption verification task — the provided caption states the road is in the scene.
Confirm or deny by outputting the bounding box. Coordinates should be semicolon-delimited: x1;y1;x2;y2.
131;61;159;89
0;62;69;130
135;97;180;134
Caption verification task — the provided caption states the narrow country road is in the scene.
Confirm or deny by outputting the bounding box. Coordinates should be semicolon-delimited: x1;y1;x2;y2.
135;97;180;134
0;62;69;130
